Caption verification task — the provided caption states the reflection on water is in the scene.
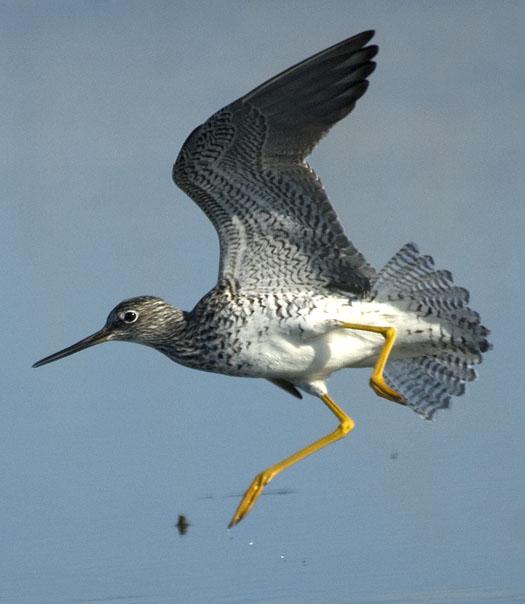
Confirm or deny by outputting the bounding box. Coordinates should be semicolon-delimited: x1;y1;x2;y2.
198;488;296;500
225;488;296;499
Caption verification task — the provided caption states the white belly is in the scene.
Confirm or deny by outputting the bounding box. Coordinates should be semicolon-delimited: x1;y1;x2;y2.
234;296;445;384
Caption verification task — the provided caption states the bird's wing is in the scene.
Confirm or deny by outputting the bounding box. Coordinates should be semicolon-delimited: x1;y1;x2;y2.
173;30;378;294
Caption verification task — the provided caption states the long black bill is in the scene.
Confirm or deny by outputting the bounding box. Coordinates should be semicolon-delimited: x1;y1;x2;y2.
32;327;112;368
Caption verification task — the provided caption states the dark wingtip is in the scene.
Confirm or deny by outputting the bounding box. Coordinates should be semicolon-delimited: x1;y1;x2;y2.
367;45;379;60
359;29;375;42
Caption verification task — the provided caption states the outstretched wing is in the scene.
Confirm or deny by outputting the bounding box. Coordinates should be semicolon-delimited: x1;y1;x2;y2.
173;31;378;294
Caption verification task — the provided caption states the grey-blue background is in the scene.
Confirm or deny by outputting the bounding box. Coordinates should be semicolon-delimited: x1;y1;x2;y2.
3;1;524;603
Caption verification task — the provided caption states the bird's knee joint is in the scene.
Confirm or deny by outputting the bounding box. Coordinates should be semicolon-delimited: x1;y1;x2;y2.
256;470;273;488
385;326;397;340
339;417;355;435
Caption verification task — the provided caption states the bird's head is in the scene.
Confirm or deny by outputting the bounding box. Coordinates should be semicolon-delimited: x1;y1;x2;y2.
33;296;183;368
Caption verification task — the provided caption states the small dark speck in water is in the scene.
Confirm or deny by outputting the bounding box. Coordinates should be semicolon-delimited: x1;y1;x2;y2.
174;514;190;535
390;450;399;460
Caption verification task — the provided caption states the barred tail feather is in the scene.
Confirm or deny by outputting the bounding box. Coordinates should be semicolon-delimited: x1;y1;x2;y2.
373;243;491;419
384;354;476;420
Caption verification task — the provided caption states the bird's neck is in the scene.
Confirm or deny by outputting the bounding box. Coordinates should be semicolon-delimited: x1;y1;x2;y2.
148;307;198;366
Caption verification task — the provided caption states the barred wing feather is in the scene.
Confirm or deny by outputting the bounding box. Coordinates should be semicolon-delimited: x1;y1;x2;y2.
173;31;378;293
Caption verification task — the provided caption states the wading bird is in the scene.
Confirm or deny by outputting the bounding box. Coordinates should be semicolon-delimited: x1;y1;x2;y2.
34;31;491;527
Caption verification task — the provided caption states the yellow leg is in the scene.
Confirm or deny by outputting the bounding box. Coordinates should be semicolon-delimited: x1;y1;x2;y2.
228;393;354;527
340;322;405;404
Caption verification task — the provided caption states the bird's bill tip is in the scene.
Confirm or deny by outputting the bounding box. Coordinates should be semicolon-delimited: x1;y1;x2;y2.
32;328;111;368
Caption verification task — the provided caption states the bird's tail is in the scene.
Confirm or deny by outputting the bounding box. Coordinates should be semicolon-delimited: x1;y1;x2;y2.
370;243;491;419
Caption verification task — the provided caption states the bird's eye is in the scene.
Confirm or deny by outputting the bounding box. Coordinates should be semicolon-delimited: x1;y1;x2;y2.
119;310;139;324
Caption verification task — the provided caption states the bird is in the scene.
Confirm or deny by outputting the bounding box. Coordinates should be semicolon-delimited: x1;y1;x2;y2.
33;30;491;527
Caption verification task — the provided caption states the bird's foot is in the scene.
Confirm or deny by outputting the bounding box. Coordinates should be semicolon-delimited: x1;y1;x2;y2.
370;375;406;405
228;471;270;528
